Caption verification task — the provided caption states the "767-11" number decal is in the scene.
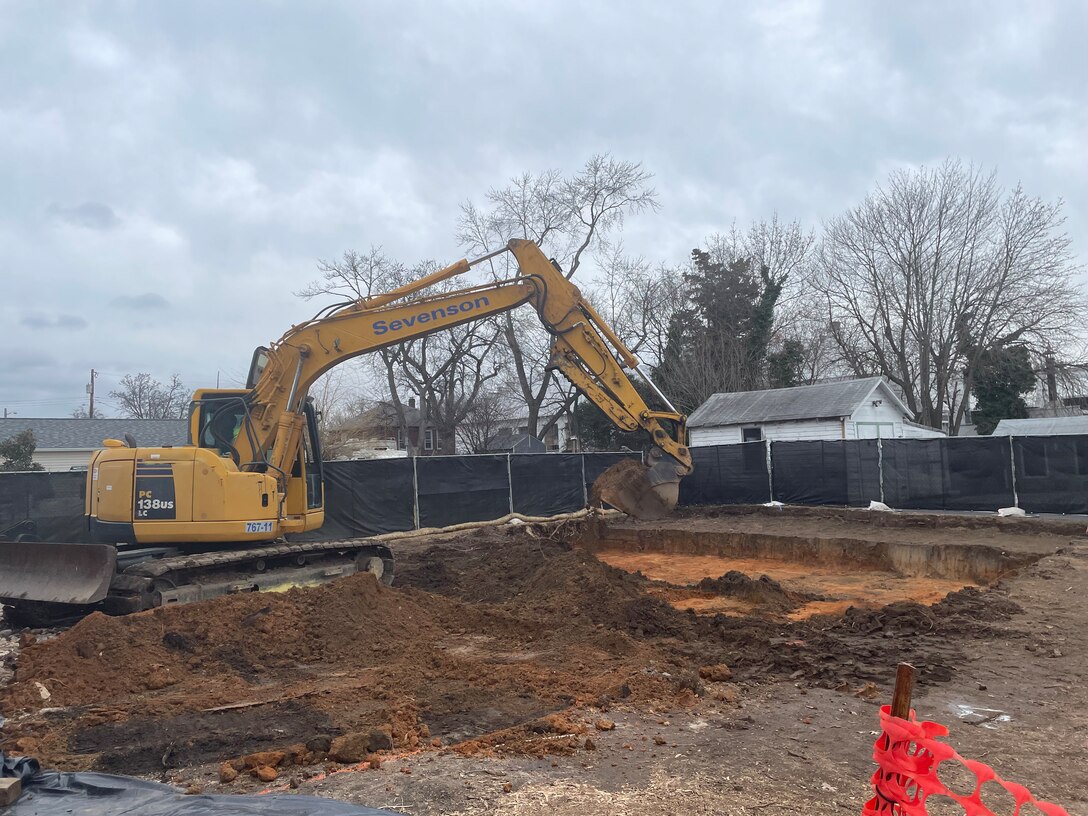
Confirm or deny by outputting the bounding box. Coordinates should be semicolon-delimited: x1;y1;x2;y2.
245;521;274;534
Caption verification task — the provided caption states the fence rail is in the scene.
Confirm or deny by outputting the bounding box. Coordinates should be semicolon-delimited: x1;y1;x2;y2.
3;435;1087;544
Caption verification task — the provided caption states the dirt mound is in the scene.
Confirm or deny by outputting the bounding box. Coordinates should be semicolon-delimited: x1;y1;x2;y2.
696;571;809;612
395;535;649;630
834;586;1023;639
3;573;444;712
0;525;1028;774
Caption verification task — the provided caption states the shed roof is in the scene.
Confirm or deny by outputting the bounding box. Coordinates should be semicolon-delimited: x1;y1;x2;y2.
688;377;899;427
0;418;189;450
991;416;1088;436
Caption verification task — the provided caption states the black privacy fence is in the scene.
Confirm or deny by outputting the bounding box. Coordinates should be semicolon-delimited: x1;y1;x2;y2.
3;436;1087;544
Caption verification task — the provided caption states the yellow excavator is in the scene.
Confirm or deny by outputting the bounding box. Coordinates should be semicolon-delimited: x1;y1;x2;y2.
0;239;691;620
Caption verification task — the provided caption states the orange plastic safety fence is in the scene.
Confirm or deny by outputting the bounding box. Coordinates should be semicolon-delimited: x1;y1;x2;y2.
863;705;1070;816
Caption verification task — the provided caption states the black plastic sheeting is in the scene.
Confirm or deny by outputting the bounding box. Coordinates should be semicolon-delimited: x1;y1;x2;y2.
304;459;415;539
7;435;1088;548
0;471;88;543
771;440;881;507
1012;435;1088;514
882;437;1015;511
0;752;399;816
415;454;511;528
680;442;770;506
510;453;585;516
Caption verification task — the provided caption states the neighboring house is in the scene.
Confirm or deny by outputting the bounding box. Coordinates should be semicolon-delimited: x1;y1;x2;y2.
485;430;547;454
457;413;572;454
991;416;1088;436
332;398;447;457
688;377;946;446
0;418;188;471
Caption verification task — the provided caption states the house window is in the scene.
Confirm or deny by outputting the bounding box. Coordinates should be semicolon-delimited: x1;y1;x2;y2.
396;428;404;450
742;427;763;443
424;428;435;452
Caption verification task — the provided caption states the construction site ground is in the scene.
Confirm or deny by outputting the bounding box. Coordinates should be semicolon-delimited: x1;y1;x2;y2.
2;506;1087;815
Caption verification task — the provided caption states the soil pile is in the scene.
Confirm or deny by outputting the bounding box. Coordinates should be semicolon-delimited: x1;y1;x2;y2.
696;571;811;613
0;527;1025;773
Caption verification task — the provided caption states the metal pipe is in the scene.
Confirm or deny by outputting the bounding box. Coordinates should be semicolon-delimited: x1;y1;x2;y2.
285;354;305;412
634;363;678;414
466;246;509;269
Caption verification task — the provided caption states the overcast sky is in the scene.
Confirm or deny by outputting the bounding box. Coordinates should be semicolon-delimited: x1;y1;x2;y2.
2;0;1085;418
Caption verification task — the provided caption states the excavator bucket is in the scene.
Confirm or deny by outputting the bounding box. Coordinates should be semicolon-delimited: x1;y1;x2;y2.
591;456;684;520
0;541;117;605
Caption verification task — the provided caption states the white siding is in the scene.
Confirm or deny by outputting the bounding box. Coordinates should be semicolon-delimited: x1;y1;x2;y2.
691;419;844;446
763;420;844;442
33;449;95;472
900;423;945;439
690;426;743;446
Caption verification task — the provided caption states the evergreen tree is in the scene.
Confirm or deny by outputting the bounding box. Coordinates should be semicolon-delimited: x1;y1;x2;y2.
656;249;784;411
972;346;1037;435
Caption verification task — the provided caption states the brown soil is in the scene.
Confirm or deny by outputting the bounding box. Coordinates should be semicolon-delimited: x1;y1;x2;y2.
0;515;1045;779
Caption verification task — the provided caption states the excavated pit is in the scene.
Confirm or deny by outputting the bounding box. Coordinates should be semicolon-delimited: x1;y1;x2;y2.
583;522;1040;620
0;509;1060;778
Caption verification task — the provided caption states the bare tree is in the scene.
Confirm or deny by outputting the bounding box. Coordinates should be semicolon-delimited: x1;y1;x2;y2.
458;154;659;440
588;245;683;369
298;249;505;455
817;159;1083;433
456;388;519;454
109;373;189;419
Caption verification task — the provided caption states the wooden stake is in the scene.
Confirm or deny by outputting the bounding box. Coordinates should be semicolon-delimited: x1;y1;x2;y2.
891;662;915;719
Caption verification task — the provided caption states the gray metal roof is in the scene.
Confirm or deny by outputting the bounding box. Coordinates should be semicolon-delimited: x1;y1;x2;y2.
688;377;893;427
0;418;189;450
991;416;1088;436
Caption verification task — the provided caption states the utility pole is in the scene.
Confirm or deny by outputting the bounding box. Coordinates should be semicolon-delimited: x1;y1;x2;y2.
87;369;97;419
2;408;13;419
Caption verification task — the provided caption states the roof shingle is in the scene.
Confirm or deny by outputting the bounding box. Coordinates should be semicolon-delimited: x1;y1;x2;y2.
0;418;189;450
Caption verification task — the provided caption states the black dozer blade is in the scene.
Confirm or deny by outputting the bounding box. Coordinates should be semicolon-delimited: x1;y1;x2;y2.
0;540;117;605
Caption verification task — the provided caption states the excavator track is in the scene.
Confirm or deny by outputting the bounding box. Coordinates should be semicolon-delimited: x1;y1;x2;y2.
3;539;395;627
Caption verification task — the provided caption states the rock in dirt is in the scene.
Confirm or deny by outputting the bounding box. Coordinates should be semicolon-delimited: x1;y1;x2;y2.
255;766;279;783
329;733;370;764
306;735;332;754
594;719;615;731
242;751;286;770
368;728;394;752
219;763;238;783
699;663;733;682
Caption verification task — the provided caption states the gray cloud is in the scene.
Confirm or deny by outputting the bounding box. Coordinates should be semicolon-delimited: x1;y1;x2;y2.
46;201;120;230
110;293;169;310
0;1;1084;417
19;313;88;329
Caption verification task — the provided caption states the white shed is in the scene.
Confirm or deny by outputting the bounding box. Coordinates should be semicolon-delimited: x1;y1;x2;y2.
687;378;945;446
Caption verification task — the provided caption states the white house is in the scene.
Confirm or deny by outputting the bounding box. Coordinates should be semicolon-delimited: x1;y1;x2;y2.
687;377;945;446
0;418;188;471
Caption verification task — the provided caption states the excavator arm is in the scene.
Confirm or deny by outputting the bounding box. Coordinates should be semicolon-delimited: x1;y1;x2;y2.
241;239;691;517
